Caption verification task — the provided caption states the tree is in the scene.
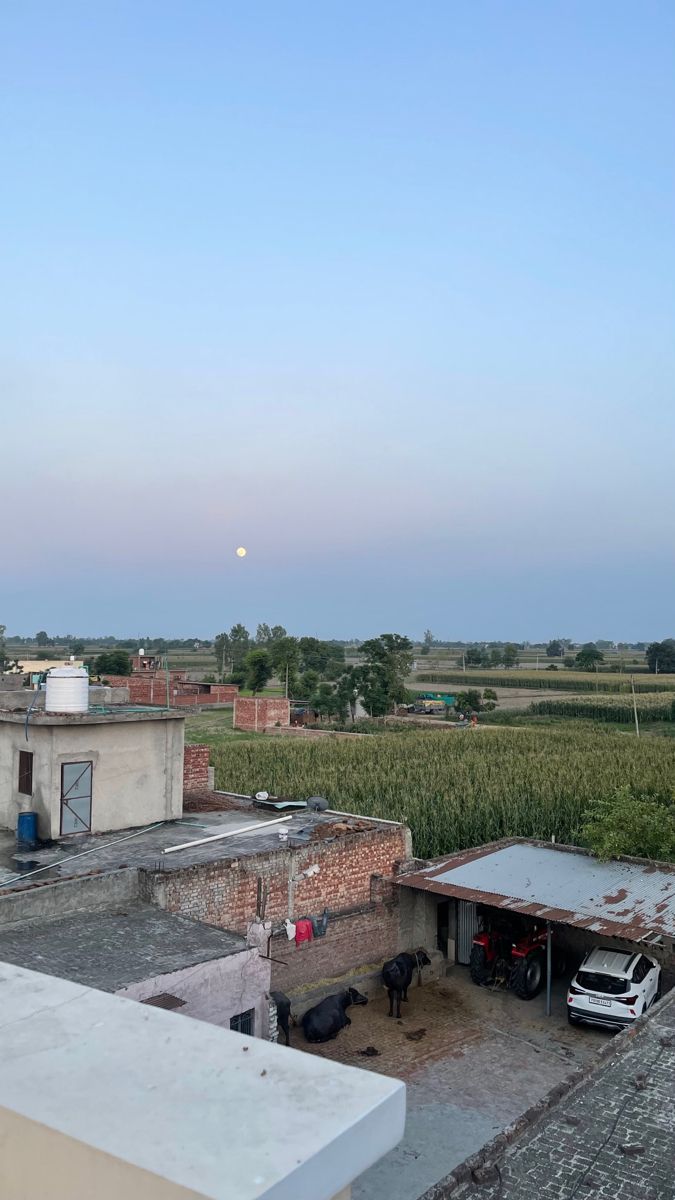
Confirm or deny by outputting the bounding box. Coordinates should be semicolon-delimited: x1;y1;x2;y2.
269;636;300;695
312;681;341;721
255;623;272;645
581;786;675;862
465;645;488;667
420;629;434;657
70;641;85;657
357;633;414;714
299;668;320;698
546;639;563;658
502;643;519;668
269;625;288;643
454;689;483;715
214;632;231;679
575;642;604;671
489;648;503;667
563;655;576;669
244;648;273;695
336;666;360;722
354;663;391;717
229;624;250;668
646;639;675;674
35;630;49;647
298;637;345;677
93;650;132;676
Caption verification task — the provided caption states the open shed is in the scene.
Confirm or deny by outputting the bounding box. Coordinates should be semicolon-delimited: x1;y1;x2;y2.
399;839;675;1009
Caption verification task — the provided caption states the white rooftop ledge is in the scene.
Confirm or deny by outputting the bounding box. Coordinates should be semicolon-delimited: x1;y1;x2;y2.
0;963;405;1200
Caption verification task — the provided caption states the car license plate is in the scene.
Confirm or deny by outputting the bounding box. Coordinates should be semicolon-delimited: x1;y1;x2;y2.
589;996;611;1007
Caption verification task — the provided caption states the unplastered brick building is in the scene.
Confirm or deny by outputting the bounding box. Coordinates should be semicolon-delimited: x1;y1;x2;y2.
103;674;239;707
147;813;411;993
233;696;290;731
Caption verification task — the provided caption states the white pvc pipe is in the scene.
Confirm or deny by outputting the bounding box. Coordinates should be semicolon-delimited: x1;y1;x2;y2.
163;815;293;854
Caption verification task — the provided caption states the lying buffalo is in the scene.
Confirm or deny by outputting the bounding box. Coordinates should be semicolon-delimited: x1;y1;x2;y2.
382;950;431;1019
271;990;293;1046
302;987;368;1044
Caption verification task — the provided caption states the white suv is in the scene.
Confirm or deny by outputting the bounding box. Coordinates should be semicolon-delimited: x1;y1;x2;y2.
567;948;661;1029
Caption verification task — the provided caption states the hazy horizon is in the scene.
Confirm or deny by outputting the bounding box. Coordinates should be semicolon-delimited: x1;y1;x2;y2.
3;3;674;641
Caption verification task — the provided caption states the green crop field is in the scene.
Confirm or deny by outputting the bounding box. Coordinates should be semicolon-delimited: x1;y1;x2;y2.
529;693;675;723
210;727;675;859
415;669;675;693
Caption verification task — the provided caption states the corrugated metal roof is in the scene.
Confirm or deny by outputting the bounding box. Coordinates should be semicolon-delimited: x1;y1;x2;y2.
400;842;675;943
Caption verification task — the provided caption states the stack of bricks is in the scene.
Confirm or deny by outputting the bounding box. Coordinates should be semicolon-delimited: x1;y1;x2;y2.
182;744;210;793
233;697;290;731
145;823;411;992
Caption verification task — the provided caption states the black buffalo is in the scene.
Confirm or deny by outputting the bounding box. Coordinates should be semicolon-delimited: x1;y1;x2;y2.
302;987;368;1044
382;950;431;1018
271;991;293;1046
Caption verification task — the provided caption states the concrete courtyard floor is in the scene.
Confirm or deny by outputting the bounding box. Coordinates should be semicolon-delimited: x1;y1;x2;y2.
300;967;609;1200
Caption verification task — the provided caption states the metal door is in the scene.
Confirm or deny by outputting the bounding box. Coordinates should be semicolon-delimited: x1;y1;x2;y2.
60;761;92;834
457;900;479;964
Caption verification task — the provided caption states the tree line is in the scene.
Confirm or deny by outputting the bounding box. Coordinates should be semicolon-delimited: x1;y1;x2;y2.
213;626;415;719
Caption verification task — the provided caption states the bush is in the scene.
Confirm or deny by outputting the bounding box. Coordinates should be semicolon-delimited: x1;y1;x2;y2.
226;668;246;686
581;786;675;861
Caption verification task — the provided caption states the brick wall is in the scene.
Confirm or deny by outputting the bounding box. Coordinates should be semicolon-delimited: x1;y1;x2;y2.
233;697;290;730
269;902;399;993
183;744;210;793
103;675;168;704
144;824;409;990
103;676;238;708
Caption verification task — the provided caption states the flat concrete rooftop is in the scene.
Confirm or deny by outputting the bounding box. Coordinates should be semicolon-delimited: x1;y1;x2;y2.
450;988;675;1200
0;904;246;991
0;962;405;1200
0;807;396;891
0;705;184;725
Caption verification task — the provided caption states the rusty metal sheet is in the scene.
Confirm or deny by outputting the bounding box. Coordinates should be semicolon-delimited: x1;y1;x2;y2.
399;841;675;943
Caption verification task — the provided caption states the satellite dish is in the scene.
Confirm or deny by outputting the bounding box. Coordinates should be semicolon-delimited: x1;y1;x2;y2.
255;791;270;802
307;796;329;812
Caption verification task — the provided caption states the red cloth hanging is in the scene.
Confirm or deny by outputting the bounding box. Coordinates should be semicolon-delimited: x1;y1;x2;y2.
294;918;314;945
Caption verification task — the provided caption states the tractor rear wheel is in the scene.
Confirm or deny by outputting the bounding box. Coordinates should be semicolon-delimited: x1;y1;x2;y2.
511;952;544;1000
469;945;491;986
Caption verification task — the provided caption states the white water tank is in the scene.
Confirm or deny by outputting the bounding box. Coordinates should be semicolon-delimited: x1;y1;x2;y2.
45;666;89;713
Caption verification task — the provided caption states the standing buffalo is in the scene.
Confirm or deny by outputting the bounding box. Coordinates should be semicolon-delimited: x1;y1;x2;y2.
271;991;293;1046
382;950;431;1018
302;987;368;1044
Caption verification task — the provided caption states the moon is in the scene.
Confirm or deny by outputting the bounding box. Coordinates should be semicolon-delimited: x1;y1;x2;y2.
236;546;247;558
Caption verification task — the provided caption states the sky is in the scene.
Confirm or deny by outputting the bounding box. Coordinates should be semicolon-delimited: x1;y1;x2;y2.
2;1;674;642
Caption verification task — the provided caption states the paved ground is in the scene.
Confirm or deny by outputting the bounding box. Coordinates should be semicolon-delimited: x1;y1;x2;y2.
299;968;608;1200
452;989;675;1200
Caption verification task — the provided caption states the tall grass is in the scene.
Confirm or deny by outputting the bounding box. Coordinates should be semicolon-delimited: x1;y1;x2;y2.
415;670;675;693
529;694;675;723
211;727;675;859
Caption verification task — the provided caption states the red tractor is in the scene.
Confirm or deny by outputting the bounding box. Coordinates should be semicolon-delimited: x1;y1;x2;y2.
469;910;561;1000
